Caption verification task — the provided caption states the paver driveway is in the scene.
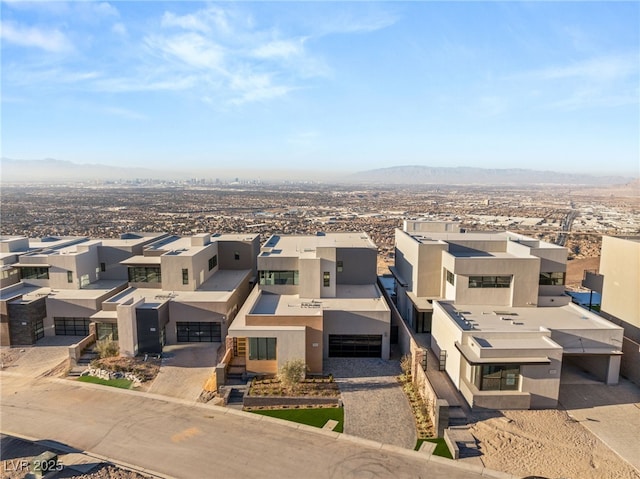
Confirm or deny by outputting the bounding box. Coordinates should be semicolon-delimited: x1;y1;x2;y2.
325;358;417;449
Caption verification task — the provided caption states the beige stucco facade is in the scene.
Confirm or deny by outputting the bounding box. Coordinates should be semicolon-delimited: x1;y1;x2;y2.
228;233;390;375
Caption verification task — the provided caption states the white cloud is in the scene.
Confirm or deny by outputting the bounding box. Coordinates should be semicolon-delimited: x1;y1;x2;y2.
0;21;73;52
146;33;225;70
103;106;147;120
527;54;638;83
252;39;305;59
112;22;127;36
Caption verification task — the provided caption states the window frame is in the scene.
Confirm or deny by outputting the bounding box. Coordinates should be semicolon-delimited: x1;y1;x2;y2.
182;268;189;285
208;255;218;271
67;271;74;283
468;275;512;288
323;271;330;287
446;269;455;286
248;337;277;360
539;272;565;286
473;364;520;391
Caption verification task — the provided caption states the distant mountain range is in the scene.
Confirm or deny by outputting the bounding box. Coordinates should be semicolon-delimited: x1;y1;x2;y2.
0;158;635;186
0;158;182;182
348;165;634;186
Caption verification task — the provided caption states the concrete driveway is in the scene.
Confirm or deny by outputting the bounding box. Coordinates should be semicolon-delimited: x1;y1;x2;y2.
325;358;417;449
147;343;219;401
0;336;80;377
559;362;640;472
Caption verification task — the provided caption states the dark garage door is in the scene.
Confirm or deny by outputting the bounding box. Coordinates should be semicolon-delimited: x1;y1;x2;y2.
328;334;382;358
54;317;90;336
176;322;221;342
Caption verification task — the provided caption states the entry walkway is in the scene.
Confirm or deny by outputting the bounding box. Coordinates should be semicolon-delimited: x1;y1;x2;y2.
147;343;219;401
325;358;417;449
559;363;640;472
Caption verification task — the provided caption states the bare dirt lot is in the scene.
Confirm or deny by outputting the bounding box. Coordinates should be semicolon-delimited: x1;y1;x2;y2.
469;409;640;479
565;256;600;290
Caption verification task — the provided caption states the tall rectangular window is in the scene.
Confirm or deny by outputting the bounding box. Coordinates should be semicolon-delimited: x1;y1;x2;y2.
100;262;106;272
182;268;189;285
323;271;331;287
208;255;218;271
446;269;455;285
67;271;73;283
248;337;277;360
337;261;343;273
234;251;240;261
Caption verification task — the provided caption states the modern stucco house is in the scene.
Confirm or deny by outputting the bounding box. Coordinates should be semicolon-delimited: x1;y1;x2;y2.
583;235;640;384
94;233;260;355
227;232;391;375
0;232;260;356
393;223;624;410
0;233;166;346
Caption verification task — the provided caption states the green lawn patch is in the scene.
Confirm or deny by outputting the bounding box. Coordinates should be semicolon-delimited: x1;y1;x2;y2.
251;407;344;433
77;375;133;389
415;438;453;459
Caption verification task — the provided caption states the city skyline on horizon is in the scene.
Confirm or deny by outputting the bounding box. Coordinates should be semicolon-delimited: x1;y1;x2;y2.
2;1;639;176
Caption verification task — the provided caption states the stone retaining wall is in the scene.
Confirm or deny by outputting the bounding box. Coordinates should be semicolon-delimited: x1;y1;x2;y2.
243;396;340;408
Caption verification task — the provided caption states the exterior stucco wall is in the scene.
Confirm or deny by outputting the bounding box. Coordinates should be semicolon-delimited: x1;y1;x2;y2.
322;309;391;360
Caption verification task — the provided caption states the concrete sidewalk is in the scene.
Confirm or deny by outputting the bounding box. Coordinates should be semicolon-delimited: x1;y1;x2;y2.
325;358;417;449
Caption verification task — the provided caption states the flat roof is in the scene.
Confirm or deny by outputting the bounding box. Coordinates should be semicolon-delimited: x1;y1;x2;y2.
260;233;377;257
1;280;126;302
121;256;162;265
405;229;563;250
249;284;389;316
105;269;251;305
437;301;623;333
213;233;259;242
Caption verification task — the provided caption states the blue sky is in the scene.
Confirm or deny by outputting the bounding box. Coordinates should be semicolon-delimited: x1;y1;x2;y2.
1;1;639;176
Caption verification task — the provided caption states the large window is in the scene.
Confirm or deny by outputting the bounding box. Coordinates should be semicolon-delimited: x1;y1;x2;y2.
208;255;218;271
468;275;511;288
128;266;162;283
446;269;455;285
20;267;49;280
474;364;520;391
97;322;118;341
539;272;565;286
259;270;299;285
249;337;277;360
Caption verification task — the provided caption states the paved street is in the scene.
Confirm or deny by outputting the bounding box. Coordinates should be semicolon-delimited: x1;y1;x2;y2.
0;372;504;479
325;358;417;449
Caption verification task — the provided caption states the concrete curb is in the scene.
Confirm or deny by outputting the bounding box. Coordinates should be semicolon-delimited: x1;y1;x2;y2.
2;370;519;479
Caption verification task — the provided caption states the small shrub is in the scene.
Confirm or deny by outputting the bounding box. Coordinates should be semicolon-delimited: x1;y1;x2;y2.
95;336;119;359
278;359;307;394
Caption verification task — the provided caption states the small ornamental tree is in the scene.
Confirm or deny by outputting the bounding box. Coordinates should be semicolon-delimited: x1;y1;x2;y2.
278;359;307;394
